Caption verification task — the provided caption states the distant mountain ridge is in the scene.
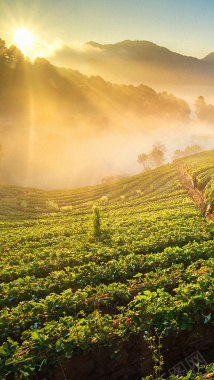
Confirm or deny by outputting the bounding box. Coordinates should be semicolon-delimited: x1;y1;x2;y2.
51;39;214;85
87;39;189;58
0;37;191;188
202;52;214;64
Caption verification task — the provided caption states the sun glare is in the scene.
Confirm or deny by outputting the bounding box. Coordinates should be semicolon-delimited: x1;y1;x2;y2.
14;28;34;53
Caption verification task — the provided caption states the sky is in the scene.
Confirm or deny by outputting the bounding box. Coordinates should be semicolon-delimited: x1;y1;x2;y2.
1;0;214;59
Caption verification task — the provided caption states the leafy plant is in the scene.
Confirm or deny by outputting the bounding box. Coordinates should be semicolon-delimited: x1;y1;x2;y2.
92;206;101;236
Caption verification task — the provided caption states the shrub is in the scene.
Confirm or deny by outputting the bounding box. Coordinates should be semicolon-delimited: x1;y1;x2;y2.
83;201;93;208
60;205;73;213
46;200;59;211
20;200;28;209
93;206;101;236
99;196;109;205
34;206;41;211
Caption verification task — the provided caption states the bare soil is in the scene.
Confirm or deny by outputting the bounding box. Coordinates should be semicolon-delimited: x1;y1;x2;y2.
177;165;214;222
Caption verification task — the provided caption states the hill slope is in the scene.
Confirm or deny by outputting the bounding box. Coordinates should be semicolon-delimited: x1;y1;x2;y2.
49;39;214;85
0;38;191;189
0;150;214;379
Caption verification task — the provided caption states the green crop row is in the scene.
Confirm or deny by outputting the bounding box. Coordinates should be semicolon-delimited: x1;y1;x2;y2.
0;150;214;379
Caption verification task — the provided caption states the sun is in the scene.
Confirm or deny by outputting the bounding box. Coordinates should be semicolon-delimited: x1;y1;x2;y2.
14;28;34;53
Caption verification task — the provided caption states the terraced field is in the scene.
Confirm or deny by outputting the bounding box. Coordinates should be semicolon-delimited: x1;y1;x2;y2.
0;150;214;380
176;149;214;210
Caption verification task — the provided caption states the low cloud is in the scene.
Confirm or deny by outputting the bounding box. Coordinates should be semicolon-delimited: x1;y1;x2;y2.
44;39;104;68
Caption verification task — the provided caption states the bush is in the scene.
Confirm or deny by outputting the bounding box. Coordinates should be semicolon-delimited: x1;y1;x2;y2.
60;205;73;213
34;206;41;211
46;200;59;211
99;196;109;205
20;200;28;209
83;201;93;208
93;206;101;236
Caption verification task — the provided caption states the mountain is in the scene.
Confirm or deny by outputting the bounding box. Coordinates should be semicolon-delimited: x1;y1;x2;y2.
50;39;214;85
202;51;214;64
0;39;191;189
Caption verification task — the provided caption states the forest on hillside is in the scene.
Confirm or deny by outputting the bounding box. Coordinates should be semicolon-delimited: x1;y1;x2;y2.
0;38;213;189
0;38;191;125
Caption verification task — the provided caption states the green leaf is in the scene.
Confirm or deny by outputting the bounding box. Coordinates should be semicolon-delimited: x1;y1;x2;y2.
204;313;211;323
0;347;6;355
181;322;187;329
2;342;9;352
31;331;40;340
144;290;151;296
133;273;142;278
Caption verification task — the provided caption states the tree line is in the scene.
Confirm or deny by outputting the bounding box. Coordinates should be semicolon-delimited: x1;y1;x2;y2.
137;143;204;171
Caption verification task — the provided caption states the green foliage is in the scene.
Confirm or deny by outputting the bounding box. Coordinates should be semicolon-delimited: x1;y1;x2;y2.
0;151;213;378
46;200;59;211
147;329;164;379
60;205;73;213
20;200;28;209
92;206;101;236
178;150;214;207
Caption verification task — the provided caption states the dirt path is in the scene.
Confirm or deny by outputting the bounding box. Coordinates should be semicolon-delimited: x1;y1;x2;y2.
177;165;214;222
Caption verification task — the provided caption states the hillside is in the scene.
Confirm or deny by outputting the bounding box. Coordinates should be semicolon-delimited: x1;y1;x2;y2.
0;38;191;189
202;52;214;64
0;150;214;379
50;39;214;85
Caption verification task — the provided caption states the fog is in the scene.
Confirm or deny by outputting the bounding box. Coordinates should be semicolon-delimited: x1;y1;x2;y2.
48;40;214;87
1;114;214;190
0;48;214;190
146;83;214;116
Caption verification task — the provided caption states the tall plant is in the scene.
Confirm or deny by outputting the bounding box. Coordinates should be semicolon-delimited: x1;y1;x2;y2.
93;206;101;236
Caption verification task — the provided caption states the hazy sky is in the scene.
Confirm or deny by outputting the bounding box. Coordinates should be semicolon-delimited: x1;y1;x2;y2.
1;0;214;58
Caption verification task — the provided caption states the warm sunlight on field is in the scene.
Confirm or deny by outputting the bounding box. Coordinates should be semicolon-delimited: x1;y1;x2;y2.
1;0;214;378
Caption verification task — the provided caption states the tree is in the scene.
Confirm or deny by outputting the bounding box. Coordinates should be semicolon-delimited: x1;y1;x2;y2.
0;39;7;65
195;96;207;121
138;142;166;171
7;45;24;65
172;149;183;160
149;142;166;168
195;96;214;123
137;153;151;171
172;144;204;161
184;144;204;156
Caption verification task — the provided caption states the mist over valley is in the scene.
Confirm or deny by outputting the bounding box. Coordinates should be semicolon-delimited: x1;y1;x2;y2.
0;39;214;189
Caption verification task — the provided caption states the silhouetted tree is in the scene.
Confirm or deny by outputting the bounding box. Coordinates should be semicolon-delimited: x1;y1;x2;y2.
138;142;166;171
195;96;214;122
0;38;7;64
137;153;151;171
150;141;166;167
172;144;204;160
7;45;24;65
